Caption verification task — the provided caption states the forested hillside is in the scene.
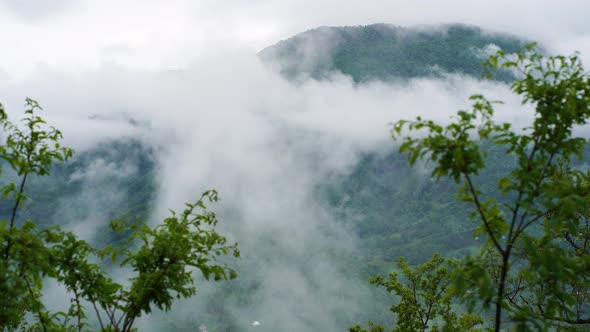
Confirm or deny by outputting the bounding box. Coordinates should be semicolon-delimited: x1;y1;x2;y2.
0;139;155;245
259;23;526;82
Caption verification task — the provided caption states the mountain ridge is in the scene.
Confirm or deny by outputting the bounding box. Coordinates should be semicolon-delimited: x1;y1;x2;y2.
259;23;528;82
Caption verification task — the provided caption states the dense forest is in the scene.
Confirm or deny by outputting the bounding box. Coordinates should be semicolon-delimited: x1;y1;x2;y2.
259;23;526;82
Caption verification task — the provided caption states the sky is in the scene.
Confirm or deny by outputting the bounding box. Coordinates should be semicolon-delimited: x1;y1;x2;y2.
0;0;589;80
1;1;590;330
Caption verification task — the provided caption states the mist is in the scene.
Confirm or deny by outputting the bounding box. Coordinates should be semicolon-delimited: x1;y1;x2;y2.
1;0;589;81
1;1;589;329
0;38;536;330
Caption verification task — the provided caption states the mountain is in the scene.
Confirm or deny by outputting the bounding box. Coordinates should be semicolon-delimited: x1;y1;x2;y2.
0;139;156;246
259;23;527;82
260;23;531;265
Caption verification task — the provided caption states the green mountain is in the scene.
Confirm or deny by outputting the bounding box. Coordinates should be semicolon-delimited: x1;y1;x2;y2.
0;139;156;246
259;23;531;267
259;23;527;82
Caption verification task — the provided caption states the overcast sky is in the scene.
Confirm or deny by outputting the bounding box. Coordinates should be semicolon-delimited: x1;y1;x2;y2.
1;0;589;80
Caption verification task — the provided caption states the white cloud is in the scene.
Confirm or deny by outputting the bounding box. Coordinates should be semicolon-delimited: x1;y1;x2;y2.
2;48;533;330
0;0;589;79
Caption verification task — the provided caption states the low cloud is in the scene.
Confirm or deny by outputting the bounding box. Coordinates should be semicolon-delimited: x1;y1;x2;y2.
0;40;539;329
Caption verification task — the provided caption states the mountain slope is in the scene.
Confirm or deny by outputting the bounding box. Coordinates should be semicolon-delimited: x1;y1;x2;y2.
260;23;527;82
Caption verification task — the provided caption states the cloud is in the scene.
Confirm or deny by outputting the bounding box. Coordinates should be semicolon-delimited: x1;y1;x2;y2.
0;0;75;20
1;44;536;330
0;0;588;79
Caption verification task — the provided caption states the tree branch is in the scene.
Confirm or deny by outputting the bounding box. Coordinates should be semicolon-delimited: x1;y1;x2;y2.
464;174;505;256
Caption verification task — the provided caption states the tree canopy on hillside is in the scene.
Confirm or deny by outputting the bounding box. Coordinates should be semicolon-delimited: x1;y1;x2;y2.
353;45;590;331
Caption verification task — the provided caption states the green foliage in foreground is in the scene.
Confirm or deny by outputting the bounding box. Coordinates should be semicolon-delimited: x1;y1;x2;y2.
354;45;590;331
0;99;239;331
349;254;483;332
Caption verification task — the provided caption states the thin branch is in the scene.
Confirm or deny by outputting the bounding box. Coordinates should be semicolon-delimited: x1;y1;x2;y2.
513;213;546;240
564;233;581;251
115;307;126;329
464;174;505;256
507;137;540;246
122;316;136;332
511;150;557;242
552;317;590;325
103;304;118;329
24;276;47;332
72;287;83;332
91;302;105;332
3;171;29;259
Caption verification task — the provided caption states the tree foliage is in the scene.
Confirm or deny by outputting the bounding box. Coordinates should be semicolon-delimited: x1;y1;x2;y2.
386;44;590;331
0;99;239;331
349;254;483;332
